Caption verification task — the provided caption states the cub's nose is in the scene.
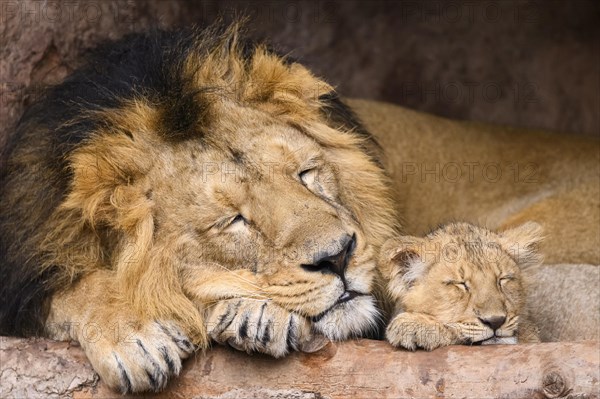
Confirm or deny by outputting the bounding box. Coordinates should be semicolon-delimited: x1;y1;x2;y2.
302;234;356;278
478;315;507;331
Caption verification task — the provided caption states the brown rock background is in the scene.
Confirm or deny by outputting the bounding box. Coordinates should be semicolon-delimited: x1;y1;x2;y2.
1;0;599;152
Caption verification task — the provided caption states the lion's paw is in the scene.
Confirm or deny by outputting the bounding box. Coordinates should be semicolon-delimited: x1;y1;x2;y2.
386;313;458;351
81;320;195;393
205;299;325;357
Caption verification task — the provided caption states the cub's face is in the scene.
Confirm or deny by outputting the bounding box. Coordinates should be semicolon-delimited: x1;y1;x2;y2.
144;103;386;339
382;222;542;343
402;244;525;341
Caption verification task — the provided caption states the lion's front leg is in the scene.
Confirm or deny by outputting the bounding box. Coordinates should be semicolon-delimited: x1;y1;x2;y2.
183;266;327;357
45;271;197;393
205;298;326;357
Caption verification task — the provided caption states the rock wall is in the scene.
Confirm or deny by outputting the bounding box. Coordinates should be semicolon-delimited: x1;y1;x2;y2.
1;0;599;152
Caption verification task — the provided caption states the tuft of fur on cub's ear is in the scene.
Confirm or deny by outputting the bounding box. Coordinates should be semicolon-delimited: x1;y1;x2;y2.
380;236;428;300
499;222;544;269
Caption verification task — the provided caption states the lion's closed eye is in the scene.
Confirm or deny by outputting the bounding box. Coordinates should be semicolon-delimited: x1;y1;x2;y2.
212;214;248;233
299;168;317;187
297;163;340;202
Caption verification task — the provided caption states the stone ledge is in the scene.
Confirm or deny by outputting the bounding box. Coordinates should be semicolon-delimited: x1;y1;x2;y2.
0;337;598;398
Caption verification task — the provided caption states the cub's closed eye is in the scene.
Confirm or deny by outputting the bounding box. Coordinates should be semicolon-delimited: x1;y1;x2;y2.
457;281;469;291
221;214;248;233
215;214;247;230
443;280;469;291
499;275;515;285
230;214;246;225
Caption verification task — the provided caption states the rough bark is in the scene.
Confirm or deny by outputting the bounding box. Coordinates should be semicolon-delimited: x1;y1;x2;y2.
1;337;598;399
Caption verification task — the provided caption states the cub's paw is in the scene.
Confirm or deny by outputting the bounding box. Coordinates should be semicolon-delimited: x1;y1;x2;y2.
205;298;326;357
81;320;195;393
386;313;458;351
446;322;494;344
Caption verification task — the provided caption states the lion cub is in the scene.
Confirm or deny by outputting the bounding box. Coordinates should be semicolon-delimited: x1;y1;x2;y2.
380;222;542;351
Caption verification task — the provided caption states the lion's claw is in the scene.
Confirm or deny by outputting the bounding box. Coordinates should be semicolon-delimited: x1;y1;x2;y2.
81;320;194;393
206;299;320;357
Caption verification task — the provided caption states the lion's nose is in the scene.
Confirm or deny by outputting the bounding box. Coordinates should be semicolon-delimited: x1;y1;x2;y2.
302;234;356;278
478;315;506;331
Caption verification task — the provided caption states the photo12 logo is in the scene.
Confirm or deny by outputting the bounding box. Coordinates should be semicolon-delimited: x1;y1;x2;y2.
397;81;540;106
401;162;539;184
1;1;135;25
397;1;541;24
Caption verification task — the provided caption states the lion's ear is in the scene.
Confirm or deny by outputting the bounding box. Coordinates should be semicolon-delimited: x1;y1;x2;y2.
499;222;544;268
380;236;427;280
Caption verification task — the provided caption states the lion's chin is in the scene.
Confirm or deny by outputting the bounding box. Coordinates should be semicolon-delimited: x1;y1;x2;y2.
312;295;380;340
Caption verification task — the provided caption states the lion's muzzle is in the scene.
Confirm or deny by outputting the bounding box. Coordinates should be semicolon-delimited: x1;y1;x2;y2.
300;233;356;280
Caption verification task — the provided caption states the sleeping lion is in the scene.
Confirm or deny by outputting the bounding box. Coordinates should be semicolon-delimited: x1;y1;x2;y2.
1;23;598;393
381;222;541;351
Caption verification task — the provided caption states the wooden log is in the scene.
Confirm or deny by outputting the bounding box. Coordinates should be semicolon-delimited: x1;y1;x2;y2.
1;337;598;398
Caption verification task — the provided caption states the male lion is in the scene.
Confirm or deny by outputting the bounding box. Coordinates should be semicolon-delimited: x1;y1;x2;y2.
0;24;395;392
1;23;598;393
381;222;542;351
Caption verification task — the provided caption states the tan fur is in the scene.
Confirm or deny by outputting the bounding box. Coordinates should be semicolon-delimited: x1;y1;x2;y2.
380;222;542;351
40;26;396;392
525;264;599;342
498;183;600;264
7;24;597;393
348;98;600;265
348;98;599;341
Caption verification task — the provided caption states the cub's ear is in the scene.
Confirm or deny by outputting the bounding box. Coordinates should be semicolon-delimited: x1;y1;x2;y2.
499;222;544;268
380;236;427;280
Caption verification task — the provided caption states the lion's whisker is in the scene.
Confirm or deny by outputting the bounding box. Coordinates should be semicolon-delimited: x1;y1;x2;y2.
200;262;266;292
